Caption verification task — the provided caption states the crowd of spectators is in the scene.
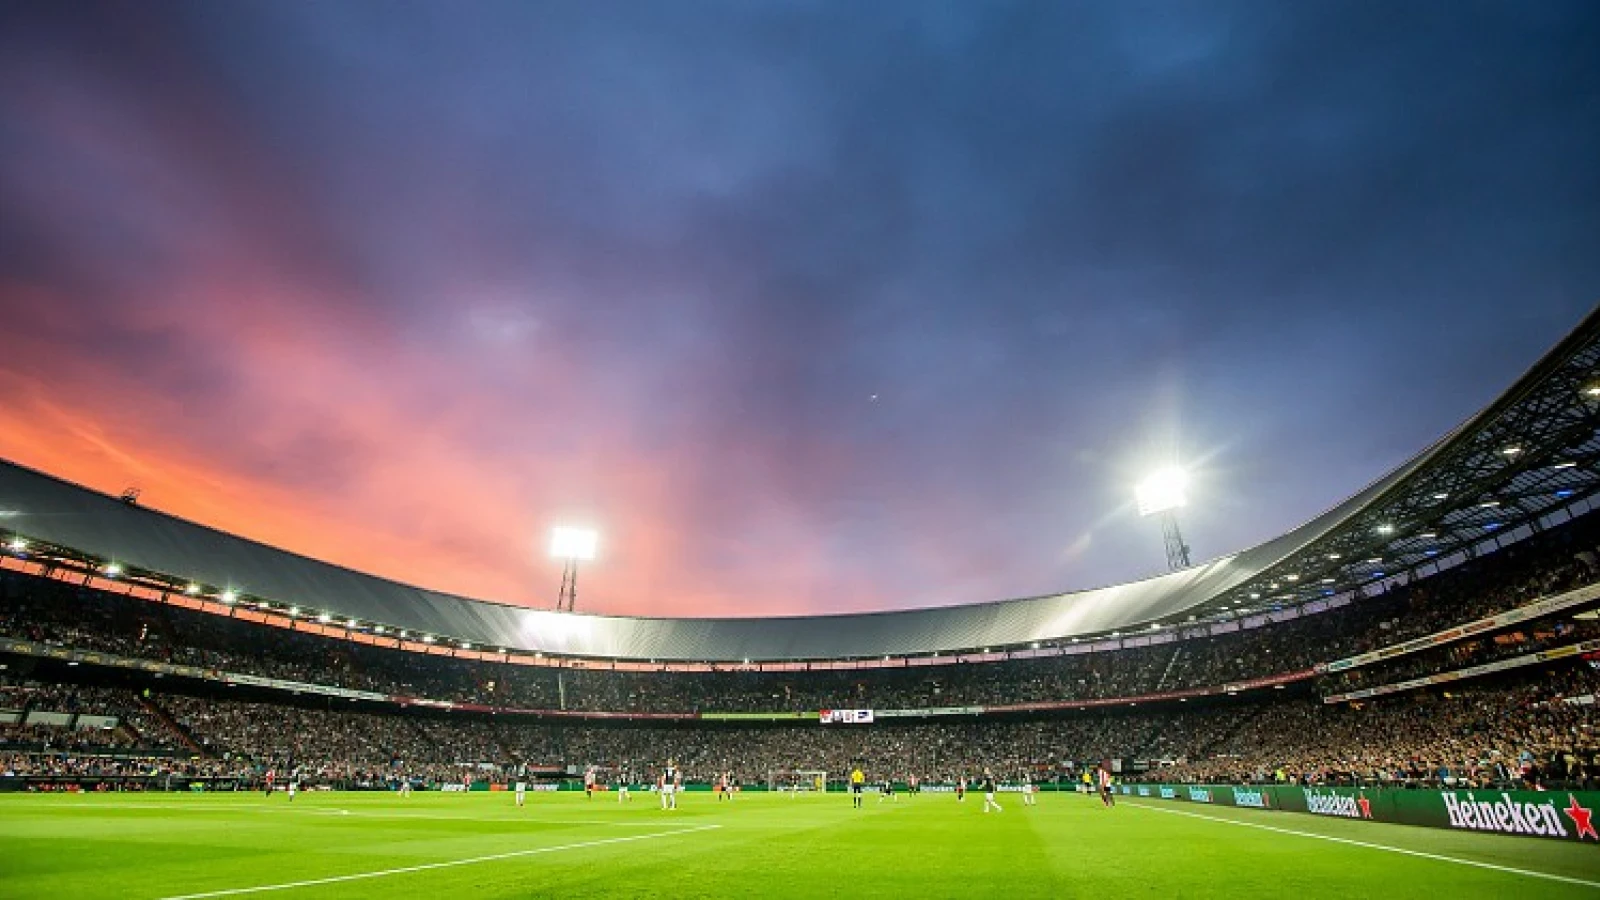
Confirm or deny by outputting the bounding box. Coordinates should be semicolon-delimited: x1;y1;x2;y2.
0;679;178;751
3;508;1598;716
0;508;1598;797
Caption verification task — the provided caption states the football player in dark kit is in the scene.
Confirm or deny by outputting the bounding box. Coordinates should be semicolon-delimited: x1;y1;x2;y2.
981;767;1002;813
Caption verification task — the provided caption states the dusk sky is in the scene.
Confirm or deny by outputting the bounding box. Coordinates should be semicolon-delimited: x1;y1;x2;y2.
1;1;1597;618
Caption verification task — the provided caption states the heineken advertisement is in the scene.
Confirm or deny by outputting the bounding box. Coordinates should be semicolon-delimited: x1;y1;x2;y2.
1127;782;1600;844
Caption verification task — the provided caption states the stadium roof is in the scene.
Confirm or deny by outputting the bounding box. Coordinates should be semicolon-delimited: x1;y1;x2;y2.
4;306;1600;662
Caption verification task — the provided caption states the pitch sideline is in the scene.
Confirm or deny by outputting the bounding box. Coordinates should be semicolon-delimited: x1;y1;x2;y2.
154;823;723;899
1125;801;1600;889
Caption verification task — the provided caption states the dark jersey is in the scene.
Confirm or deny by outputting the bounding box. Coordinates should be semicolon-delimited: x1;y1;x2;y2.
981;776;997;793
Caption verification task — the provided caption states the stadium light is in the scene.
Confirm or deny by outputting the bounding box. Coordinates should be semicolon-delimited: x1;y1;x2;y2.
550;526;598;561
102;563;122;577
184;583;201;595
288;606;301;617
317;613;332;624
1375;524;1395;535
1136;466;1192;570
550;526;599;612
220;590;237;604
7;537;25;553
1136;467;1188;517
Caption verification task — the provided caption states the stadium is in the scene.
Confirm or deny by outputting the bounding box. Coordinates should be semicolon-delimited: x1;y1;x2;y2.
3;308;1600;897
4;4;1600;899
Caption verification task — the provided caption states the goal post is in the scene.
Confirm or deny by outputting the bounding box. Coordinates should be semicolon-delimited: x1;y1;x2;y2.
767;769;829;793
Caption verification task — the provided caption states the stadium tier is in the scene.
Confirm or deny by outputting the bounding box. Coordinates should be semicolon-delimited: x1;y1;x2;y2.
3;504;1598;793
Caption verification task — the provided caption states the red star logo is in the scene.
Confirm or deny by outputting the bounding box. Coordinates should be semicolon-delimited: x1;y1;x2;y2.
1357;796;1372;819
1564;795;1598;841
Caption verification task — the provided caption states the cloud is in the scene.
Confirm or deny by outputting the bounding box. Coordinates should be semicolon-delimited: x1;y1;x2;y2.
0;0;1596;616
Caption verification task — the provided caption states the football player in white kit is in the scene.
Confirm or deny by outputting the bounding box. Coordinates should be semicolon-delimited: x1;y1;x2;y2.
1020;772;1036;806
515;772;528;808
659;760;680;810
617;769;630;802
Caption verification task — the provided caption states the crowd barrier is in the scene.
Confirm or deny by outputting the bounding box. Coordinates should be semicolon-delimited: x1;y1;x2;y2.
1119;782;1600;844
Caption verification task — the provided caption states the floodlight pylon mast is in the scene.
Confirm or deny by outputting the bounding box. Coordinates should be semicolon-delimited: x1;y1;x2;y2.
1159;511;1192;571
557;557;579;612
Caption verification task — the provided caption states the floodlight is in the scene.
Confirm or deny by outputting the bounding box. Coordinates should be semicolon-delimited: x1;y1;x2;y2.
184;583;201;595
317;613;332;624
1135;467;1188;517
549;526;598;561
220;590;238;604
7;537;25;552
103;563;122;577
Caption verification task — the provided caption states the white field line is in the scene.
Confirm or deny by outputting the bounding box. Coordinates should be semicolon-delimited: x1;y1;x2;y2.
304;808;654;825
155;823;722;899
1125;801;1600;890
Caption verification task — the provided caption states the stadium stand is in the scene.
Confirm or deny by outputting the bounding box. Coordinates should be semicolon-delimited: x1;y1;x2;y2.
2;508;1597;794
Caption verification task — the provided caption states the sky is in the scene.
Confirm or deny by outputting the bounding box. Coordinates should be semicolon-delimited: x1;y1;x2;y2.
0;1;1597;618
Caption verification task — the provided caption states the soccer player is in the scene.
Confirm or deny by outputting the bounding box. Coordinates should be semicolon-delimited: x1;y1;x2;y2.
584;766;596;800
287;770;298;803
849;766;865;809
908;774;919;797
515;772;527;808
263;768;275;797
617;770;630;803
398;773;413;798
981;768;1002;813
1098;766;1115;808
956;775;966;803
659;760;680;810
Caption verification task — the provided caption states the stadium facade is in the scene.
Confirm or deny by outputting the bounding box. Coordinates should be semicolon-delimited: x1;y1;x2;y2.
3;307;1600;664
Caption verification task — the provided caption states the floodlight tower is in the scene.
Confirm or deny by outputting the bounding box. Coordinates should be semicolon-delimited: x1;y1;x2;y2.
1137;467;1193;571
550;527;598;612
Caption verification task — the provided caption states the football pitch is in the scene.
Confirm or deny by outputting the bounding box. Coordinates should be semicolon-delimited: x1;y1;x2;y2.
1;790;1596;898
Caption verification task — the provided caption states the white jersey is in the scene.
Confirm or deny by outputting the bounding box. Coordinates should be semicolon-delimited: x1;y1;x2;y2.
515;781;527;793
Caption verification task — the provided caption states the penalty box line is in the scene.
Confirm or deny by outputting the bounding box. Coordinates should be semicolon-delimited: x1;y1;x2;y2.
1125;801;1600;890
155;823;722;899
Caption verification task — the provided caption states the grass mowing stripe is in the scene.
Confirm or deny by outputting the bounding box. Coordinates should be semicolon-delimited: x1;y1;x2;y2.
153;823;722;900
1124;801;1600;890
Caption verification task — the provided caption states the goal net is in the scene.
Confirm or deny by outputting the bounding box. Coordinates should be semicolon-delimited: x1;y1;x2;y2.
767;770;829;793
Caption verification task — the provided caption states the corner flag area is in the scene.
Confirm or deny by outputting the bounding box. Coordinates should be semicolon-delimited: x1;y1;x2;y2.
1;791;1594;899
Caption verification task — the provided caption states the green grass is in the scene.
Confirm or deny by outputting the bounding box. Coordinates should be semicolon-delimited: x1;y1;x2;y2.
0;789;1595;898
